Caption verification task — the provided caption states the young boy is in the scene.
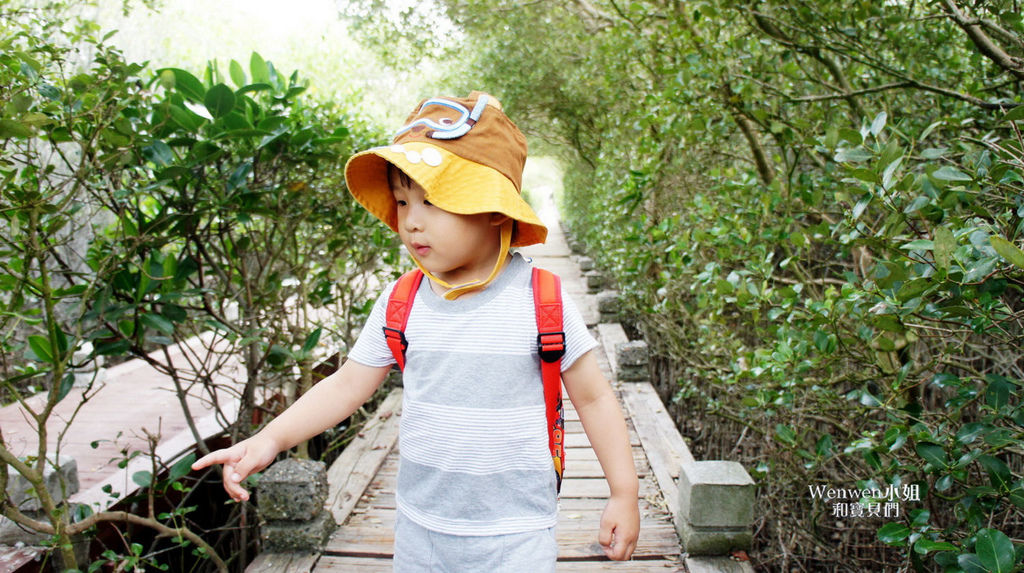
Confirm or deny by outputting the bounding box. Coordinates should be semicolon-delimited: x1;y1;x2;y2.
192;91;640;570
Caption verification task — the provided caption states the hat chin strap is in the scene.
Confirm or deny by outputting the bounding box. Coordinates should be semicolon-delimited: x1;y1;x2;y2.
413;220;514;300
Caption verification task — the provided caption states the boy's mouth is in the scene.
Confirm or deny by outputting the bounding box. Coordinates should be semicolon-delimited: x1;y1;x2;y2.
411;242;431;256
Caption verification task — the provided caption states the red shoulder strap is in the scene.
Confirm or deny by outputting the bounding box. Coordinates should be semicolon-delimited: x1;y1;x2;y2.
532;267;566;492
384;270;424;371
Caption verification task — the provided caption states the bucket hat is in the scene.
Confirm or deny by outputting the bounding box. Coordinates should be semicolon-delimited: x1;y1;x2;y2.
344;91;547;248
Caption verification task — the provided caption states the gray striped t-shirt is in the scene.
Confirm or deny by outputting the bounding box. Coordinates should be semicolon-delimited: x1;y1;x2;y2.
348;254;597;536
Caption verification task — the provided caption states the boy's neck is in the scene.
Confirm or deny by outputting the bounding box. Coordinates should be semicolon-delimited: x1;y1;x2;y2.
426;252;514;300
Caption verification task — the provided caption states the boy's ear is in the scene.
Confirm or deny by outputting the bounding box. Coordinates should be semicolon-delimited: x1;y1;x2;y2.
490;213;511;227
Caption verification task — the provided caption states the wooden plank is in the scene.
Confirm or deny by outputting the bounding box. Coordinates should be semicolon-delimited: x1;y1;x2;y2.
558;560;684;572
565;431;640;449
0;545;45;572
620;382;694;524
314;556;392;572
246;551;319;573
326;524;680;563
316;554;686;571
325;389;403;526
559;476;658;499
340;504;672;535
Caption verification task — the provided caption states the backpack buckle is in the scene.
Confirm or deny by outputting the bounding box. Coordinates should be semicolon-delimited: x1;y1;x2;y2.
537;331;566;363
383;326;409;351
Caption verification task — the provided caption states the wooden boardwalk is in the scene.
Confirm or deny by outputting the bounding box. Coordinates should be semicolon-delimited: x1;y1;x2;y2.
249;195;695;572
0;331;244;510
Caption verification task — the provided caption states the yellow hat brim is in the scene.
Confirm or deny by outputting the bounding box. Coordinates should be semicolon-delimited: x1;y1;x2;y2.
345;142;547;247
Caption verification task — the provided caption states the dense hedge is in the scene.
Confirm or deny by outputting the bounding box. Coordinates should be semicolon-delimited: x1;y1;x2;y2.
344;0;1024;569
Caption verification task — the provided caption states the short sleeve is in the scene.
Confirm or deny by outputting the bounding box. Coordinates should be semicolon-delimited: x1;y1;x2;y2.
347;282;399;368
559;286;598;372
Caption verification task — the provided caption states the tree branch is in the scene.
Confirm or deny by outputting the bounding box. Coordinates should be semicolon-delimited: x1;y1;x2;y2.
939;0;1024;81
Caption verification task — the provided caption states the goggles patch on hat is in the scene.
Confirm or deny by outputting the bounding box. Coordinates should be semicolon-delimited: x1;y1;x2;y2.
394;94;490;141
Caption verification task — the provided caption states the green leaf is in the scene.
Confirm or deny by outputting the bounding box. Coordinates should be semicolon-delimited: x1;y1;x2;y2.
989;236;1024;269
934;226;955;271
27;334;54;364
142;141;175;167
132;470;153;488
932;166;972;182
250;52;270;84
229;59;247;87
168;453;197;482
1003;104;1024;122
168;103;206;131
835;147;873;163
901;239;934;251
877;522;911;544
57;372;75;402
985;374;1012;409
204;83;236;119
156;68;206;102
976;529;1014;573
0;118;36;139
916;442;948;469
977;455;1012;491
301;327;322;354
237;83;274;96
870;111;887;136
774;424;797;446
140;313;175;336
921;147;948;159
959;553;987;573
914;538;957;553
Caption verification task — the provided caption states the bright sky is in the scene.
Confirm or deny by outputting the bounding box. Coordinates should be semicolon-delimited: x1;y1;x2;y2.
93;0;433;123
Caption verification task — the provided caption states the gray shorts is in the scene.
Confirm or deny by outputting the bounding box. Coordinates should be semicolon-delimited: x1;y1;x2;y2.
393;511;557;572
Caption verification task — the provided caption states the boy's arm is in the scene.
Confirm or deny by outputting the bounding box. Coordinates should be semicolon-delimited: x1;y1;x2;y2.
192;359;392;502
562;350;640;561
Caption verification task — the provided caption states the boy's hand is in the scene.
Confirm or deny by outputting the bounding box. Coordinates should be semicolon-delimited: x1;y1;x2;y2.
192;436;279;502
599;494;640;560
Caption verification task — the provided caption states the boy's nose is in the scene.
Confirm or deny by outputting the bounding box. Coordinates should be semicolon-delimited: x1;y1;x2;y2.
402;205;424;232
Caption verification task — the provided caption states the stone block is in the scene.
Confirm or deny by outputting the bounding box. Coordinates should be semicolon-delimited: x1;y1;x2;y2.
678;461;755;528
678;521;753;556
584;270;604;293
596;290;620;323
260;510;334;553
577;256;595;272
615;340;649;382
677;460;755;556
5;455;78;512
258;458;327;522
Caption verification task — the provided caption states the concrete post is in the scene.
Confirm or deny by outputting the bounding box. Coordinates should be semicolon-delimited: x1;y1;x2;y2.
677;461;755;555
257;458;334;552
596;290;620;323
1;455;80;546
4;455;79;513
615;340;650;382
73;342;106;388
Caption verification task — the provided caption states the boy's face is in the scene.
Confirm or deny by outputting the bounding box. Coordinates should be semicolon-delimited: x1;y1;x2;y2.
389;166;508;288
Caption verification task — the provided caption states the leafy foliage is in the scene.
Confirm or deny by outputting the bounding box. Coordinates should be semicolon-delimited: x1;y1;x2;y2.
1;3;396;569
344;0;1024;569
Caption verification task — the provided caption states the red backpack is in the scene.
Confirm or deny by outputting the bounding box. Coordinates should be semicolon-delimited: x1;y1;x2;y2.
382;267;567;491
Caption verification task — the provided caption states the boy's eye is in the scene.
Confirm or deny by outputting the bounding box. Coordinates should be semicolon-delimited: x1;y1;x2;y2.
423;200;432;206
396;200;408;207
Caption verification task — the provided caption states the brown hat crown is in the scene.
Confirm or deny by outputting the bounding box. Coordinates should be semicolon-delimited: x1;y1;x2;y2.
393;92;527;191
